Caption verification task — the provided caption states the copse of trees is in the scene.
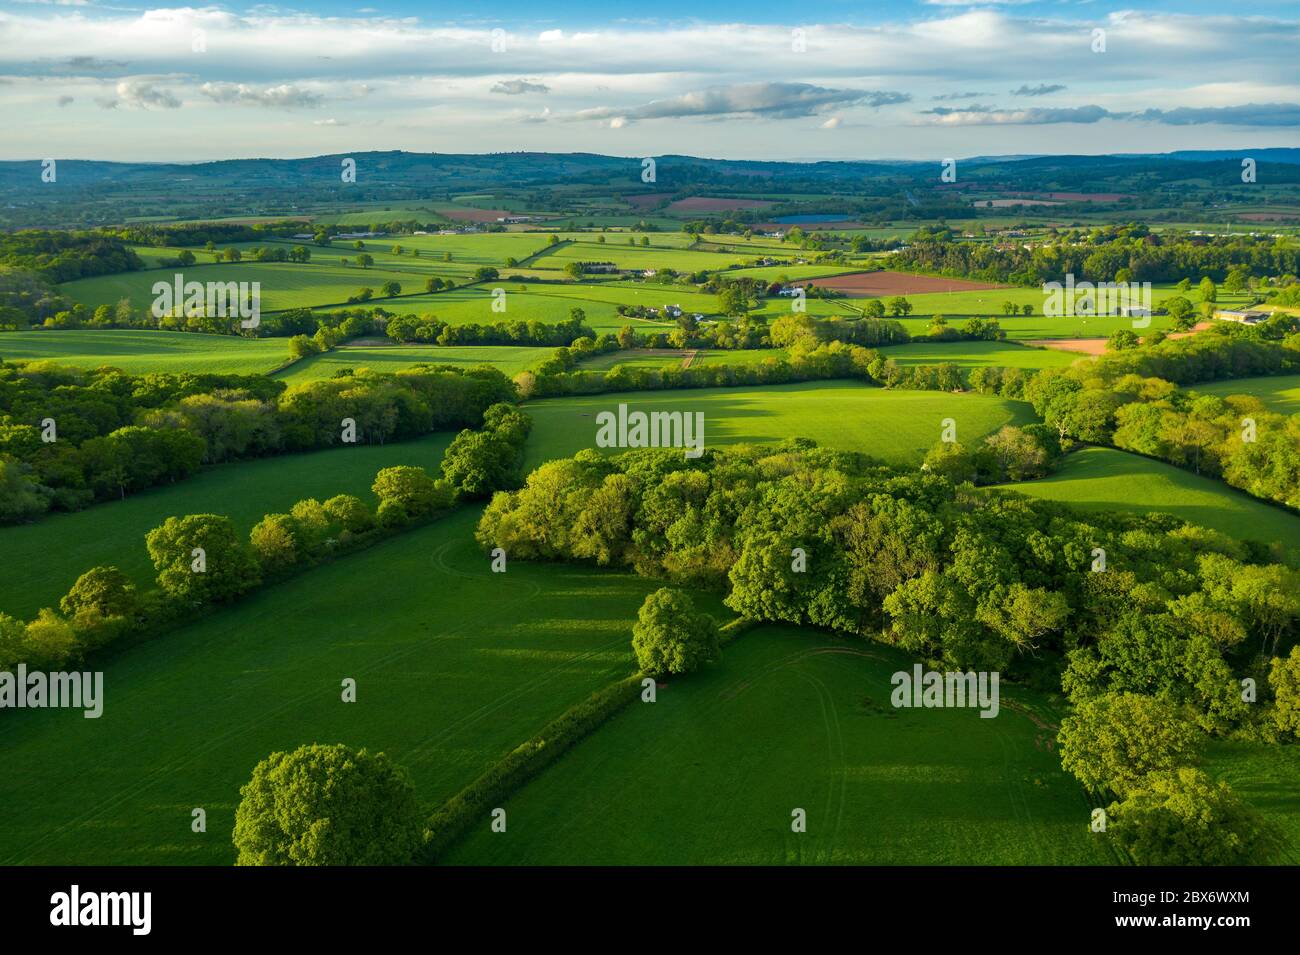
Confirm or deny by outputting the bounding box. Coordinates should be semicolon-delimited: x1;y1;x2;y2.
475;440;1297;862
477;443;1297;727
386;310;593;348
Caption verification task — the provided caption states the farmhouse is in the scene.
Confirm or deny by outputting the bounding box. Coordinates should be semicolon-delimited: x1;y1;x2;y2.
497;215;534;224
1215;308;1269;325
1120;305;1151;318
664;305;683;318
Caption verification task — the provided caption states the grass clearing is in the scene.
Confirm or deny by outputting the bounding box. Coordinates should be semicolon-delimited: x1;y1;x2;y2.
1002;446;1300;552
522;380;1037;470
1191;374;1300;416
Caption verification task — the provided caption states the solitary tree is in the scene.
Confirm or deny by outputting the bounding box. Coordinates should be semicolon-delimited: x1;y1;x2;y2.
631;588;720;675
232;743;423;866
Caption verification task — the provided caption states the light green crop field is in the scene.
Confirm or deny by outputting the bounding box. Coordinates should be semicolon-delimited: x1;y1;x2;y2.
1002;446;1300;552
895;285;1254;340
876;340;1085;369
276;344;552;385
386;233;556;265
442;624;1114;865
60;261;418;313
1191;374;1300;416
368;282;722;333
0;330;289;376
0;507;729;865
533;240;749;273
0;434;453;620
521;380;1037;470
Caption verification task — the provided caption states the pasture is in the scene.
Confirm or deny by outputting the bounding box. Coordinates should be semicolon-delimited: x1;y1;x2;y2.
442;624;1113;865
0;433;454;620
277;344;553;384
1191;374;1300;416
0;330;289;376
521;380;1037;469
1002;446;1300;553
60;261;418;314
0;507;723;865
876;339;1084;369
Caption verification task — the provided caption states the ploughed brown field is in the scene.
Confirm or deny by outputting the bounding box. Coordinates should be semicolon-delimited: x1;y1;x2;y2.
1027;322;1214;356
799;270;1008;297
666;196;772;212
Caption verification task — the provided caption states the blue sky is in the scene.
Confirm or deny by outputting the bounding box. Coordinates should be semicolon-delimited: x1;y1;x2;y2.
1;1;1297;162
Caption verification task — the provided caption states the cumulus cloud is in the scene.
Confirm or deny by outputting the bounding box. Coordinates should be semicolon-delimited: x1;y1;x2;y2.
571;82;909;125
1011;83;1066;96
114;78;180;109
198;82;324;108
490;79;550;95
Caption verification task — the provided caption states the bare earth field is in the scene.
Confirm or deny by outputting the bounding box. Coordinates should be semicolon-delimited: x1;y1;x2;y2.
800;270;1008;297
1027;321;1213;356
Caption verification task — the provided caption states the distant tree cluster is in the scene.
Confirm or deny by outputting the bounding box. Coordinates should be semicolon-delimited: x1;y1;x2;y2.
386;308;592;348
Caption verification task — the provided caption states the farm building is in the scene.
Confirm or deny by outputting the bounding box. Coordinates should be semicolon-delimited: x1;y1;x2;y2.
1214;309;1269;324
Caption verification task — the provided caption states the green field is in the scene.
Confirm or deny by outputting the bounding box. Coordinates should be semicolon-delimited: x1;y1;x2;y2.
1191;374;1300;416
577;348;792;371
877;339;1085;369
60;261;418;313
443;624;1114;865
522;380;1037;469
0;507;724;865
1003;446;1300;552
895;285;1254;340
0;434;453;620
0;330;290;376
534;240;750;273
276;344;552;384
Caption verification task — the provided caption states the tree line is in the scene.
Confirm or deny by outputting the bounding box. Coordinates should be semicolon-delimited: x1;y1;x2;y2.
0;403;530;677
0;360;515;520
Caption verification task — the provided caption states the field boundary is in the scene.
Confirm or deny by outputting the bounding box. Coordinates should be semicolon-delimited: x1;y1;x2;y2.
422;615;757;862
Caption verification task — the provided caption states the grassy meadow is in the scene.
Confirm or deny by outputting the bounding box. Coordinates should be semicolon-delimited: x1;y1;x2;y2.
443;624;1114;865
0;329;290;376
521;380;1037;470
1003;446;1300;553
0;507;727;865
0;434;454;620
